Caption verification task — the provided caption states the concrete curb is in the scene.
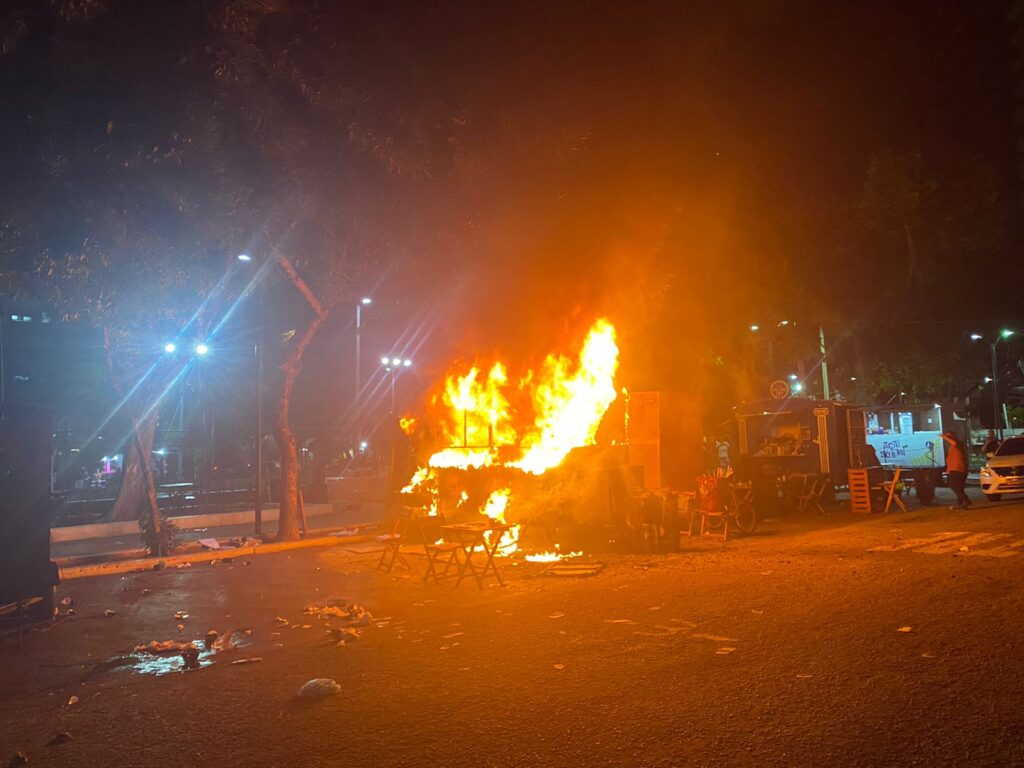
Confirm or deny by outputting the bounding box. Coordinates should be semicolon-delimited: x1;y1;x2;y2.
58;531;379;582
50;503;337;543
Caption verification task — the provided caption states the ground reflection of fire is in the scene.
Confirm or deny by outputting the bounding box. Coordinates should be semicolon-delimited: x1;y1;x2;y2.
401;319;619;560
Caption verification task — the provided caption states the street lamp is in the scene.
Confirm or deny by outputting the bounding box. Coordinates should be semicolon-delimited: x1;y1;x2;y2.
355;297;373;408
195;343;210;356
163;342;177;354
971;330;1016;438
381;356;412;413
238;254;266;536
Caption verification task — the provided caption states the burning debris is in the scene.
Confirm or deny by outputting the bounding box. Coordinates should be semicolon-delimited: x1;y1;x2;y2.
400;319;626;559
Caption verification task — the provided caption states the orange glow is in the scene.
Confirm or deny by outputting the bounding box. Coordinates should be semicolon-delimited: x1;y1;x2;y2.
400;318;619;556
398;415;417;435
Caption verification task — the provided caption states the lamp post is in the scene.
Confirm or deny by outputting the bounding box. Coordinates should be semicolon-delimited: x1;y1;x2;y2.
971;329;1015;439
355;297;373;406
238;253;266;536
381;356;412;413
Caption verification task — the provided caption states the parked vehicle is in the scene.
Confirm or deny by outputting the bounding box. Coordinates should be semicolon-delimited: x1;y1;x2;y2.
980;437;1024;501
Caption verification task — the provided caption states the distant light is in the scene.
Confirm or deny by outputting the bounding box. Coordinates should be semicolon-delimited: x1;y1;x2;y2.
381;356;391;366
359;441;368;452
791;382;803;393
163;342;176;354
9;315;17;321
984;376;993;383
237;253;252;262
101;456;109;462
403;359;412;367
900;391;906;396
361;297;373;305
788;373;798;381
849;376;857;381
749;324;760;332
195;343;209;356
1001;329;1015;339
778;320;790;327
970;333;983;341
933;403;941;409
156;448;167;455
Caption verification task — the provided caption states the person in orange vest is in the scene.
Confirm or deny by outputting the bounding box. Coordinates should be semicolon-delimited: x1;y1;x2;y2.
941;431;971;510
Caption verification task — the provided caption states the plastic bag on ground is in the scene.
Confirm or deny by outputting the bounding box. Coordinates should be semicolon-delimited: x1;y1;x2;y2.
298;678;342;698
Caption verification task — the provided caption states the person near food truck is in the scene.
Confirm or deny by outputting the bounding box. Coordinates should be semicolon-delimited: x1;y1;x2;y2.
982;429;1001;456
941;431;971;510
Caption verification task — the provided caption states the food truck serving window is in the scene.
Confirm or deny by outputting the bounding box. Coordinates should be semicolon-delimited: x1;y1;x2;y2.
865;406;941;436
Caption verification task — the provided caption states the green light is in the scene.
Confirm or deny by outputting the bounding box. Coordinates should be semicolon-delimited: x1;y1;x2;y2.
1001;329;1015;339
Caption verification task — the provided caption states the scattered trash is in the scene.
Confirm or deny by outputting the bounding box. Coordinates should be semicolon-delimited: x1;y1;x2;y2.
540;561;606;578
176;623;185;633
231;657;263;665
181;644;201;669
59;597;73;607
66;608;75;616
715;647;736;655
796;673;813;679
751;609;764;614
153;561;166;571
104;609;117;617
204;630;219;648
897;626;913;633
6;752;27;767
142;588;151;596
604;619;637;625
329;627;361;645
553;663;565;670
66;695;79;706
273;616;290;626
198;538;221;550
174;562;192;569
921;652;936;658
46;732;73;746
441;632;464;639
174;611;189;620
298;678;341;698
648;606;662;611
548;612;566;619
692;633;738;643
134;639;191;654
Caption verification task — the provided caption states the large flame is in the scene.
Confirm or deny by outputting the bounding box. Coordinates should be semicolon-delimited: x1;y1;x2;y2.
400;319;619;559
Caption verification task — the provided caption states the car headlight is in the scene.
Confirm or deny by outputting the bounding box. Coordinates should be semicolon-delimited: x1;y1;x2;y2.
981;467;993;478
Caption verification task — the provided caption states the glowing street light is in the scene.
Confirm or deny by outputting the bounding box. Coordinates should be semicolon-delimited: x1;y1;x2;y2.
381;355;413;412
237;253;252;262
749;324;760;332
163;342;177;354
195;343;210;356
971;330;1017;437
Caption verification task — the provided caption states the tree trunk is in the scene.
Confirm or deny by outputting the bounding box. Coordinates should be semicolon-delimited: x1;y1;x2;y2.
109;411;160;530
274;314;326;541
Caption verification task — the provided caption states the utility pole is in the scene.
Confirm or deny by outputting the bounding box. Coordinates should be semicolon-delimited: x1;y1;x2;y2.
819;326;830;400
991;340;1000;440
254;315;264;538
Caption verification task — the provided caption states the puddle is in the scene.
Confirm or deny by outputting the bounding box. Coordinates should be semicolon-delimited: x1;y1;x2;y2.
114;633;253;677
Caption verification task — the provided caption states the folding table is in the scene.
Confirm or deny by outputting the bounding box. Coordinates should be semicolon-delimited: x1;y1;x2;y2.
440;520;512;589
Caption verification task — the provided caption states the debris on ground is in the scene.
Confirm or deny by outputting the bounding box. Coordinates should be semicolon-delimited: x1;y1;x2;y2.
298;678;342;698
181;644;201;669
104;609;117;617
59;597;73;607
328;627;361;645
897;626;913;633
46;732;73;746
548;612;566;619
174;611;189;620
715;647;736;655
553;663;565;670
231;657;262;665
134;639;192;654
66;695;79;706
198;538;221;550
204;630;219;648
273;616;290;626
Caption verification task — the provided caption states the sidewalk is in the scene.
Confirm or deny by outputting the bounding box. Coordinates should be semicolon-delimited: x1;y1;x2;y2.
50;502;386;565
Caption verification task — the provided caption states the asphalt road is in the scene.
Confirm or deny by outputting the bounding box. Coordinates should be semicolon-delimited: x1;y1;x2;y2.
4;493;1024;767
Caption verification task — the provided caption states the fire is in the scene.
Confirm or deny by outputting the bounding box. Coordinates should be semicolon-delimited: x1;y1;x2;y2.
524;550;583;563
398;415;417;435
511;319;619;474
400;318;620;557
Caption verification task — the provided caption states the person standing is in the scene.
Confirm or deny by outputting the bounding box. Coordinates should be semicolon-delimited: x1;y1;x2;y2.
942;431;971;510
982;429;1001;456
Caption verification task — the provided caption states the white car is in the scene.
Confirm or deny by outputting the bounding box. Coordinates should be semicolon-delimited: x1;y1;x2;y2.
980;437;1024;501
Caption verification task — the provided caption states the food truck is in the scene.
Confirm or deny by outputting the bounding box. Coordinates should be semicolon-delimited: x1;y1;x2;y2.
862;403;953;503
733;398;865;487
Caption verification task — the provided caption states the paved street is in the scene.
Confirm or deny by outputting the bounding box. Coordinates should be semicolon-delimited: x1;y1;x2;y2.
4;495;1024;767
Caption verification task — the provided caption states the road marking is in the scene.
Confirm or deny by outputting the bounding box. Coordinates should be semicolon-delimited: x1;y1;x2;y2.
868;530;1024;557
867;532;970;552
915;532;1012;555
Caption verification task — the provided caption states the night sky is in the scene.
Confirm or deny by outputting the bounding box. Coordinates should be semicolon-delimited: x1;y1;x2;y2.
0;0;1021;431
